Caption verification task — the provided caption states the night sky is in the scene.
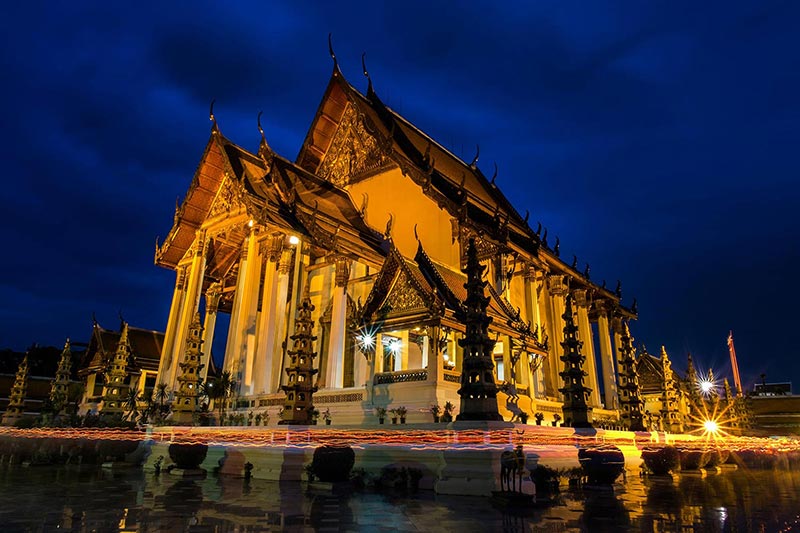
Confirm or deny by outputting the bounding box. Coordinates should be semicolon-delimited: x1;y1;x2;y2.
2;2;798;388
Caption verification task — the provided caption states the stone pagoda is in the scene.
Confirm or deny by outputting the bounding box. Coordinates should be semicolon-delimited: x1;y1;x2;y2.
173;313;205;424
558;294;593;428
279;290;319;425
456;239;502;421
616;322;645;431
2;354;29;426
49;338;73;414
659;346;683;433
102;322;131;417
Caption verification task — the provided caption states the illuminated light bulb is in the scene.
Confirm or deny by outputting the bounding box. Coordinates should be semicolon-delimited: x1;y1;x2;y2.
247;219;254;228
360;334;374;349
289;235;300;245
704;419;719;433
700;380;714;394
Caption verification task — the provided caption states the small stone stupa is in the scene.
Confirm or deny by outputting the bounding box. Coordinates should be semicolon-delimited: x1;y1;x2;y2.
558;294;593;428
173;313;205;424
616;323;645;431
456;238;502;421
280;290;319;425
2;353;30;426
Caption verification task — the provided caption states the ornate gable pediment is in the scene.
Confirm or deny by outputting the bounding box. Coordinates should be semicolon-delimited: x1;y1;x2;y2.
636;355;664;393
317;104;394;187
208;174;249;219
381;268;428;316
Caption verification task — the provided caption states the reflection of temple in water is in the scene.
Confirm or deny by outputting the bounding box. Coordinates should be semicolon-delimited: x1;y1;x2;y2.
150;56;645;426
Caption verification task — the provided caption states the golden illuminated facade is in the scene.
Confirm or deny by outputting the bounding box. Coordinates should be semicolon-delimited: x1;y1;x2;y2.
153;59;639;425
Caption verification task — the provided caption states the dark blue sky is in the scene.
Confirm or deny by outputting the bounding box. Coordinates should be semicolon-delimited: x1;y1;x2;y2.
2;2;798;388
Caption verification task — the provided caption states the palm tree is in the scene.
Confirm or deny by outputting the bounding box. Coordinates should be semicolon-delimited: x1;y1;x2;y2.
203;371;235;423
124;388;140;422
154;382;170;420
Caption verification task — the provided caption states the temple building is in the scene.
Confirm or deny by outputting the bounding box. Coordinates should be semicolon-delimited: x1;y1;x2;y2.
153;57;638;425
78;319;166;415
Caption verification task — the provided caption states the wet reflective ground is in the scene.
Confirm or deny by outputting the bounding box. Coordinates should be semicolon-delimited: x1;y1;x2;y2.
2;465;800;532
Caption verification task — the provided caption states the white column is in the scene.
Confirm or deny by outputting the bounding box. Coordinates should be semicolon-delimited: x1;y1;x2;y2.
325;256;350;389
223;237;250;377
200;282;222;382
426;328;442;383
546;274;568;399
239;229;263;394
523;267;546;397
156;266;186;387
268;248;293;392
596;302;619;410
169;230;207;390
253;233;283;394
573;289;602;408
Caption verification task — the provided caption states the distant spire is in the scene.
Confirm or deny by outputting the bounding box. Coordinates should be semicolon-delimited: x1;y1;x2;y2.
553;236;560;256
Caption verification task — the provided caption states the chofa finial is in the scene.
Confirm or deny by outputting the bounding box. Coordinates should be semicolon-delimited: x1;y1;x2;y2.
328;33;339;71
361;52;373;94
209;99;218;132
470;144;480;167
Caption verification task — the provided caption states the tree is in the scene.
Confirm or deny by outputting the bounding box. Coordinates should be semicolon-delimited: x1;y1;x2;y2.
124;388;140;422
202;371;235;423
153;382;170;420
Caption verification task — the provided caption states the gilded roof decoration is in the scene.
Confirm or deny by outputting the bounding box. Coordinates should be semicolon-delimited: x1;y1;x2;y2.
317;104;393;187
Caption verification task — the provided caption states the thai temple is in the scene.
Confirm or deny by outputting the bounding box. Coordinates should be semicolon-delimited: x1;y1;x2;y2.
0;55;757;432
151;54;641;427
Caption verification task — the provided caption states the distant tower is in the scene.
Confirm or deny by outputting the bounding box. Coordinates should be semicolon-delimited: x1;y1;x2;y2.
558;294;593;428
280;290;319;425
659;346;683;433
727;331;743;397
616;323;645;431
173;313;205;424
102;323;131;417
2;353;30;426
456;238;502;421
49;338;73;414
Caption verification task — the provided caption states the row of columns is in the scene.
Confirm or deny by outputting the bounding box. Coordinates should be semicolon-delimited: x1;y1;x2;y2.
518;264;622;410
156;225;304;398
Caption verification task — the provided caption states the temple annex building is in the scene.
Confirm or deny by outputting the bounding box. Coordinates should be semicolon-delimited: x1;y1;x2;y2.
152;57;641;426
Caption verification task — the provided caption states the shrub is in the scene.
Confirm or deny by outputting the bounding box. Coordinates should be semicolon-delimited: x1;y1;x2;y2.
311;445;355;482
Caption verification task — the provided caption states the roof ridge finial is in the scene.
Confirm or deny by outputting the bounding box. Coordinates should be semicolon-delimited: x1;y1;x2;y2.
257;110;271;156
210;99;219;133
470;144;480;167
361;52;373;95
328;33;339;73
413;223;419;242
490;162;498;185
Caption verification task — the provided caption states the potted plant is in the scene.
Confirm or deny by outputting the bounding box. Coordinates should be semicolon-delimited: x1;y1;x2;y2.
247;411;254;426
322;408;332;426
552;413;561;427
531;464;561;497
254;412;262;426
309;408;320;425
396;406;408;424
578;446;625;485
442;401;455;423
430;404;441;423
534;412;545;426
389;408;399;425
375;407;387;424
641;445;680;475
519;411;529;424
